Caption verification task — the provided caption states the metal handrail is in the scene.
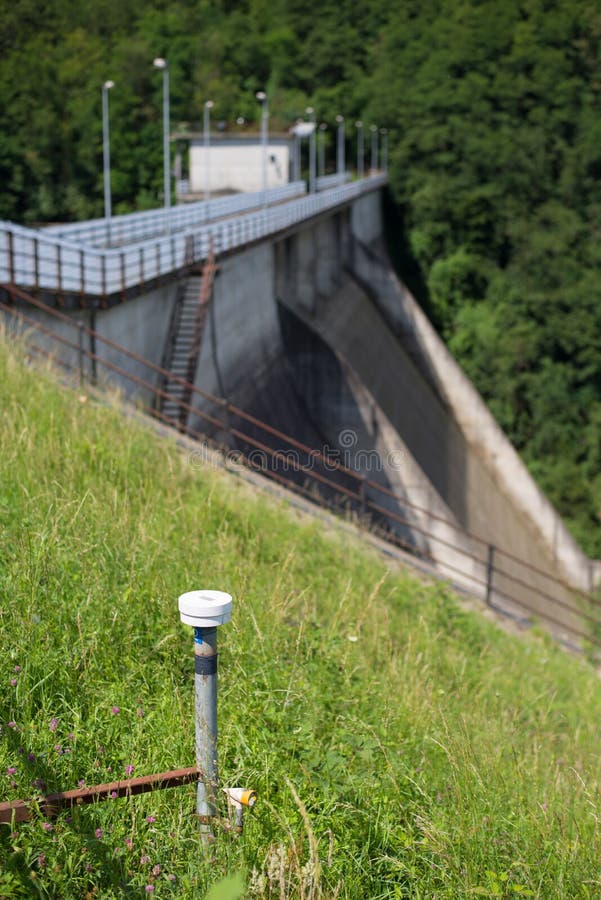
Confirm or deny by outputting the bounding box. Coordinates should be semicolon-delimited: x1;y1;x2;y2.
0;176;388;299
43;182;307;246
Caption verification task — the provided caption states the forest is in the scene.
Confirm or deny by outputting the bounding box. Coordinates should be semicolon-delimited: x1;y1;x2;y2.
1;0;599;557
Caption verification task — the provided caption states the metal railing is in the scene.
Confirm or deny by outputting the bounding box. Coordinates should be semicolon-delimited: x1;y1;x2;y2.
316;173;351;191
1;285;599;656
43;182;307;247
0;175;387;301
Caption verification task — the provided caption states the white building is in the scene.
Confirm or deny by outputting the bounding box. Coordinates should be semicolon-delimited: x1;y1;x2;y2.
184;133;293;195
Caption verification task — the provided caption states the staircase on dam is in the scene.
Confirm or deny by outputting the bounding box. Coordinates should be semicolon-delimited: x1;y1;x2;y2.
158;243;218;428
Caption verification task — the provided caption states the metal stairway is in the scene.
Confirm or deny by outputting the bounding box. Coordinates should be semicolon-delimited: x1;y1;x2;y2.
158;243;218;429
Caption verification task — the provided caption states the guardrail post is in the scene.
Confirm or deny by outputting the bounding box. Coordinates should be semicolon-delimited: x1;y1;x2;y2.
77;321;85;386
8;231;15;284
178;590;233;849
485;544;495;607
89;311;97;385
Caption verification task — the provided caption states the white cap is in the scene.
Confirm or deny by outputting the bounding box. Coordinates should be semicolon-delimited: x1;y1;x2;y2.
178;590;233;627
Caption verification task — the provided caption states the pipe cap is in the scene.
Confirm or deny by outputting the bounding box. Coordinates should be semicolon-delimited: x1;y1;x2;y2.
178;590;233;627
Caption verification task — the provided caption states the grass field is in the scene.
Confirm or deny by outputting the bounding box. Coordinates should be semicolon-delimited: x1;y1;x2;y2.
1;337;601;898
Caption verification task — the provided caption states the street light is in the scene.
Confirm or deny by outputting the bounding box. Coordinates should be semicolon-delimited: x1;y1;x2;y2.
204;100;214;212
318;123;327;179
153;57;170;216
370;124;378;173
102;80;114;245
256;90;268;208
355;121;364;180
380;127;388;173
335;115;345;175
306;106;316;193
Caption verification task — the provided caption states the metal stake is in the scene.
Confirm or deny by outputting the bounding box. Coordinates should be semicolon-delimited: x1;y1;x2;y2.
179;590;233;847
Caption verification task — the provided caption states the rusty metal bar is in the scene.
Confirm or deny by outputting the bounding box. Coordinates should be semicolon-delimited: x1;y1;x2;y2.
0;766;198;825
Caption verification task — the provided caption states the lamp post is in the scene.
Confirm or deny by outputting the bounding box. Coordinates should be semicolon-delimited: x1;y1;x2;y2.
336;115;345;175
204;100;214;214
153;57;171;216
355;121;364;180
102;80;114;245
370;124;378;173
306;106;316;193
380;128;388;173
256;90;268;208
318;123;327;179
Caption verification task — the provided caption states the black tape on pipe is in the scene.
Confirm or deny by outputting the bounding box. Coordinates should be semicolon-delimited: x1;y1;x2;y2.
195;654;218;676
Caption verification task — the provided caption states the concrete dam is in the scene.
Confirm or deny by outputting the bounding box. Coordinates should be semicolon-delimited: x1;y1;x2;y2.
1;180;599;647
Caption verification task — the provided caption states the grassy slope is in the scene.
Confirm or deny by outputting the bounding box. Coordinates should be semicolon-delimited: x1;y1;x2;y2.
1;340;601;899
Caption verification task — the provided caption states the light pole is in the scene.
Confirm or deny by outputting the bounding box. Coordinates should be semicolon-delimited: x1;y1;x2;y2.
336;115;345;175
380;128;388;173
307;106;316;193
102;80;114;245
256;90;268;208
204;100;214;213
370;124;378;173
153;57;171;215
318;123;327;178
355;121;364;180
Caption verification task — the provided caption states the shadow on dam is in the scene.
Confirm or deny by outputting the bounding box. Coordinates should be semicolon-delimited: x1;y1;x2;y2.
190;293;428;557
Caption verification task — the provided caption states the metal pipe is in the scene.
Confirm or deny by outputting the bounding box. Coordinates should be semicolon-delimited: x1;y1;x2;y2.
256;91;268;208
307;107;316;193
355;121;364;179
204;100;214;215
179;590;233;847
336;115;345;174
370;125;378;173
102;80;115;246
153;58;171;217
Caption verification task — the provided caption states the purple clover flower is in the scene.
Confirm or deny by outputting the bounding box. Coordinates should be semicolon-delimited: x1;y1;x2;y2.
111;706;120;715
124;764;135;777
49;718;58;732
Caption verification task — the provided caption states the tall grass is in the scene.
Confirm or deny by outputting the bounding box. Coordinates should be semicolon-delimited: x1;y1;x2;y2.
1;338;601;898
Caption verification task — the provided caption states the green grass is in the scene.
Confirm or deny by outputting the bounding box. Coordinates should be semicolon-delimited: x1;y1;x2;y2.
1;337;601;898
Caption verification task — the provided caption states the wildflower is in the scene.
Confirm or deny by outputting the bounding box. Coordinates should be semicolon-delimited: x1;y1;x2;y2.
54;745;63;755
145;887;155;894
95;828;103;839
7;767;16;776
78;780;86;789
67;733;74;742
140;855;151;865
14;665;21;673
168;874;176;882
124;838;133;850
28;753;36;762
49;718;58;732
110;791;117;799
37;854;47;869
152;864;161;876
145;815;156;824
41;822;53;832
124;764;135;777
7;721;16;729
137;706;144;718
111;706;120;716
10;678;17;687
